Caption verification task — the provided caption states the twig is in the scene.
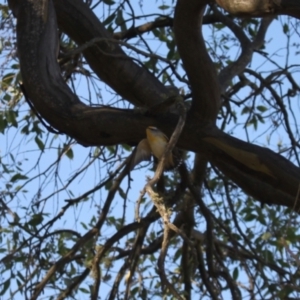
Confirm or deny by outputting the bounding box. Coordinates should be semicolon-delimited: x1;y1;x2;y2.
142;100;186;299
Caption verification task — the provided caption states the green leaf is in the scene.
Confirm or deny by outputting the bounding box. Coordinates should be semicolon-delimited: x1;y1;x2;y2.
140;287;148;300
6;110;18;127
248;27;255;37
81;222;88;230
214;23;225;30
262;249;274;263
79;287;90;294
244;213;257;222
2;72;15;88
173;248;182;262
232;267;239;280
283;23;289;34
121;144;132;152
11;63;19;69
0;114;7;133
0;278;10;296
28;214;44;226
247;116;258;130
118;187;127;200
158;5;169;10
21;124;29;135
105;181;112;190
3;93;11;101
130;287;139;296
66;148;74;159
256;207;266;225
32;120;43;135
17;271;25;282
241;106;251;115
35;136;45;151
261;232;271;241
116;10;126;31
256;113;265;124
10;173;28;182
103;13;116;26
103;0;115;5
256;105;267;112
106;145;116;155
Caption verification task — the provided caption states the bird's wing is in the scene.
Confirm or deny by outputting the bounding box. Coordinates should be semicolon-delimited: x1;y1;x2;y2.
130;139;152;170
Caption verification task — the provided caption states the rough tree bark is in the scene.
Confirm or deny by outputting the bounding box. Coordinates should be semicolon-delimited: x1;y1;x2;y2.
7;0;300;210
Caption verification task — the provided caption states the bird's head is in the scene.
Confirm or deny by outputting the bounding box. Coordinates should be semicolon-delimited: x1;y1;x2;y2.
146;126;168;143
147;126;159;132
146;126;162;138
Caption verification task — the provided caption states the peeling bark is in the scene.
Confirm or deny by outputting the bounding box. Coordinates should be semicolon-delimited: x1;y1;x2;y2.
215;0;275;16
215;0;300;19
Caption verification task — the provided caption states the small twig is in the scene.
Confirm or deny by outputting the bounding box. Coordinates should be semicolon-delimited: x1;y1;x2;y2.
141;100;186;299
135;188;146;222
124;225;149;300
158;224;184;300
31;155;129;299
113;14;232;41
90;245;101;300
56;268;90;300
59;37;187;84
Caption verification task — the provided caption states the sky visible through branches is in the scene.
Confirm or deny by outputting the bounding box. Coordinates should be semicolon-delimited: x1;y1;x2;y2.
1;0;300;299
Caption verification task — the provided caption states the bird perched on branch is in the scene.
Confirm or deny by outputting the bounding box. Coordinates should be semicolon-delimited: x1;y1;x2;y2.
130;126;181;171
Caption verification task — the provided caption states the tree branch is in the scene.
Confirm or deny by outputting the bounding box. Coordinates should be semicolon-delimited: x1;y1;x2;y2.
113;13;234;41
216;7;274;92
52;0;174;107
215;0;300;19
8;0;300;212
174;0;221;122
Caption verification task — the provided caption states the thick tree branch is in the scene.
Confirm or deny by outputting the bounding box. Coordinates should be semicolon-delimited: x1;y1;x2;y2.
8;0;300;212
215;0;300;19
52;0;173;107
174;0;221;122
9;0;174;145
216;9;274;92
204;129;300;209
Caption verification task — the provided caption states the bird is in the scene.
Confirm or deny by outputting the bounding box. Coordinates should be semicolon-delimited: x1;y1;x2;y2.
130;126;180;171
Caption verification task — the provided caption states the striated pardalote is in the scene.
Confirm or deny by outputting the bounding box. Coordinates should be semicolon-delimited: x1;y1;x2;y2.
131;126;181;171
